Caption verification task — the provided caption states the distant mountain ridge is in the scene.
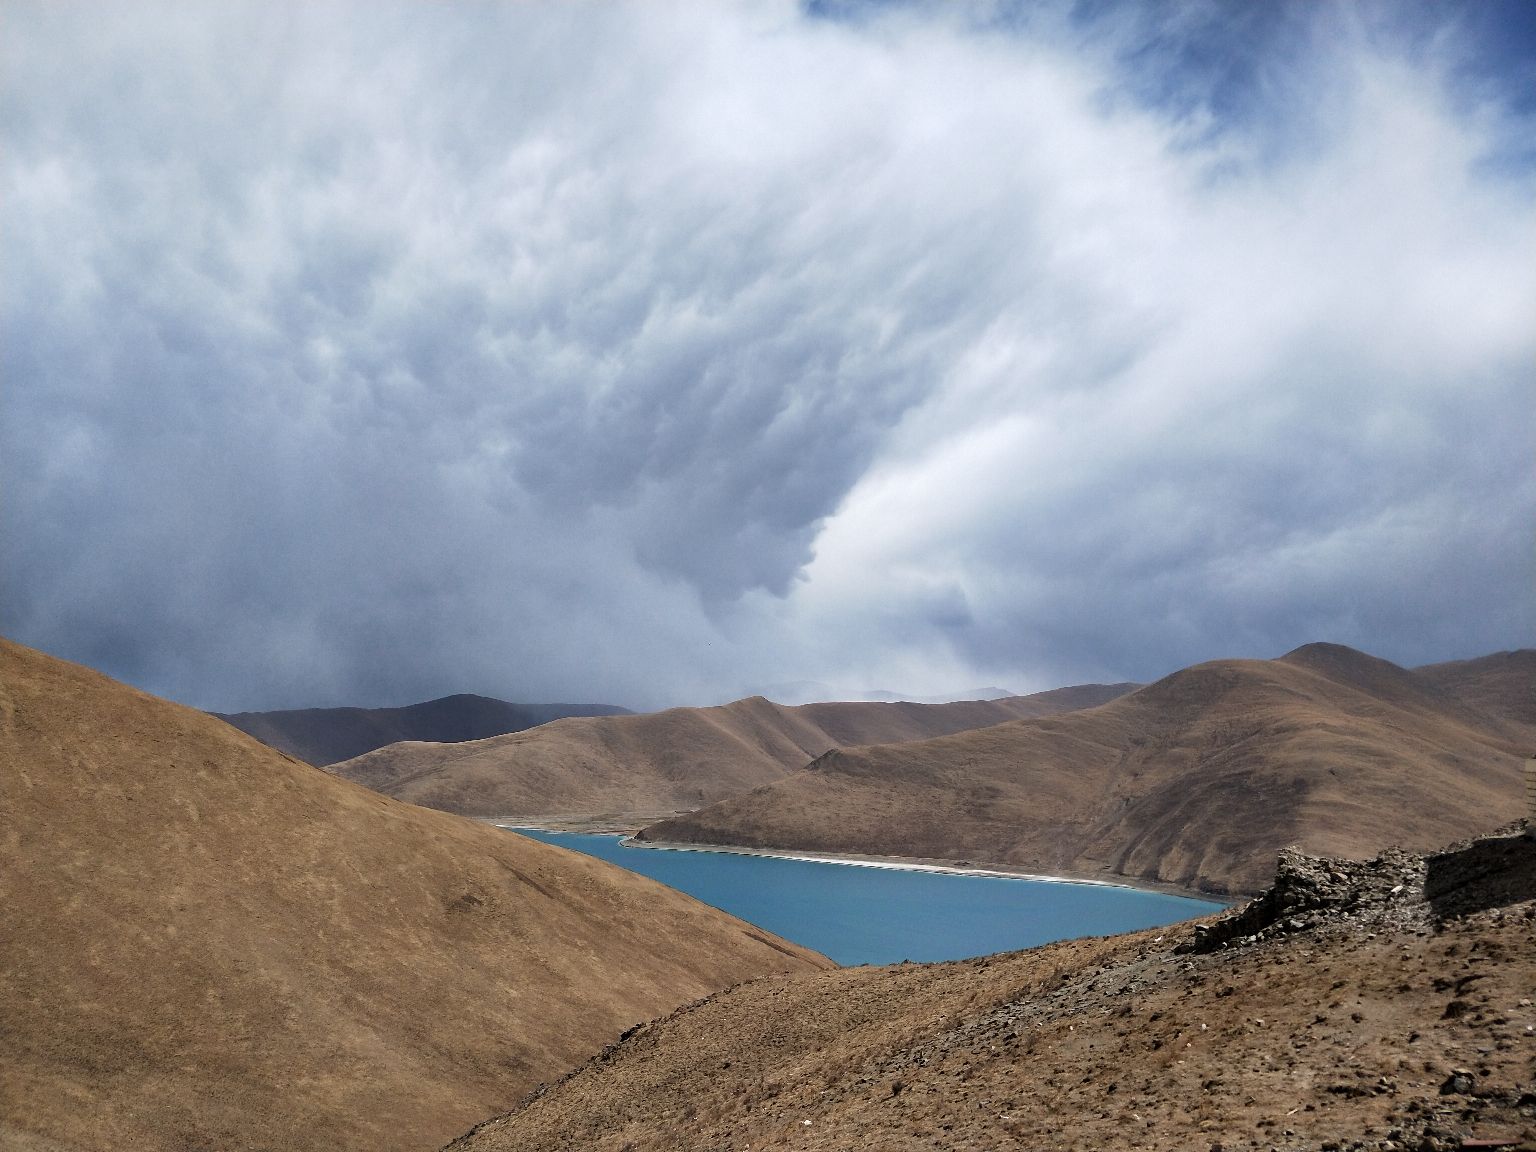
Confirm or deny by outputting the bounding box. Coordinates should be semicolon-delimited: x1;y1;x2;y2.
640;645;1535;895
326;683;1139;820
755;682;1019;705
846;687;1019;705
216;693;632;766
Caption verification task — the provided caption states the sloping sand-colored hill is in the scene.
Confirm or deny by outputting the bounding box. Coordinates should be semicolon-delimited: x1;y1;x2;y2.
0;639;828;1152
326;683;1136;820
445;829;1536;1152
641;645;1533;894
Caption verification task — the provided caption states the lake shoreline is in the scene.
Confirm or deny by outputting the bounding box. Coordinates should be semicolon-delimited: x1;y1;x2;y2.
621;837;1229;903
489;819;1231;904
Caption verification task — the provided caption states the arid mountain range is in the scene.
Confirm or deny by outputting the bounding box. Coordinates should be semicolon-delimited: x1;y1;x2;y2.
641;645;1535;894
0;639;827;1152
6;636;1531;1152
316;643;1532;897
215;693;632;766
446;829;1536;1152
325;683;1137;822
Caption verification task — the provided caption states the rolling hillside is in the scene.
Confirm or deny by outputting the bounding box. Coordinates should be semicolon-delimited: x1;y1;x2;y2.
640;645;1534;894
326;683;1137;820
0;639;827;1152
216;693;631;766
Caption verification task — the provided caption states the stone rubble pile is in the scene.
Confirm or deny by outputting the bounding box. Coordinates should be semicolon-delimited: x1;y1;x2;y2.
1185;845;1428;955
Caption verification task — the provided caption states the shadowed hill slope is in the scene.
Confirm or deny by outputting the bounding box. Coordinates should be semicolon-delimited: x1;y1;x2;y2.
328;684;1137;819
445;830;1536;1152
641;645;1532;894
216;693;632;766
1414;648;1536;727
0;639;828;1152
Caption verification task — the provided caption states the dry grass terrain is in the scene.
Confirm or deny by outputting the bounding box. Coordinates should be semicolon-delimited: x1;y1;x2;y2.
0;639;828;1152
1415;649;1536;728
447;829;1536;1152
326;683;1136;819
642;645;1534;894
216;693;632;766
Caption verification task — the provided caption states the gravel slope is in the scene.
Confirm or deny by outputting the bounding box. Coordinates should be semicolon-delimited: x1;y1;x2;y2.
447;829;1536;1152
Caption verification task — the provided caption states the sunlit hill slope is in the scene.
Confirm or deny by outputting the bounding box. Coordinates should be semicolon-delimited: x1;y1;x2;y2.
641;645;1533;894
327;683;1136;820
0;639;827;1152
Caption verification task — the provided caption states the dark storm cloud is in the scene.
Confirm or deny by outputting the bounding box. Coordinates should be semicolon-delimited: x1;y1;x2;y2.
3;2;1532;710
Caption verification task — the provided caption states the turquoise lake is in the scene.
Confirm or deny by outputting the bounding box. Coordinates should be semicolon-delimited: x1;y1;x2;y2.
509;829;1225;966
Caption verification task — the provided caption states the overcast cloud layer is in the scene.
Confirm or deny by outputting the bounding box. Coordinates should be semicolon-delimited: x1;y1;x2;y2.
4;1;1534;711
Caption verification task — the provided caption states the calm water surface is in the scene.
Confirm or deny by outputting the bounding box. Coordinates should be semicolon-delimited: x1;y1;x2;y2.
510;829;1224;966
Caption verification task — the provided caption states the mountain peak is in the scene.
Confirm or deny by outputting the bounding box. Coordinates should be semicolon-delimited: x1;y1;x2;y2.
1277;642;1417;690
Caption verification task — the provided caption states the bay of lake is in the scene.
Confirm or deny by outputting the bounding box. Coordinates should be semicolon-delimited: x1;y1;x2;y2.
510;829;1226;966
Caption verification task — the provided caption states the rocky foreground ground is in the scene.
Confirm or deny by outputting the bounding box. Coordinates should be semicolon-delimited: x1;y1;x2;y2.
448;827;1535;1152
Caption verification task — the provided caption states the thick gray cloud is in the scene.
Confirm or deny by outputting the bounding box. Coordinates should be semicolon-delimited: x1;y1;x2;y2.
3;1;1532;710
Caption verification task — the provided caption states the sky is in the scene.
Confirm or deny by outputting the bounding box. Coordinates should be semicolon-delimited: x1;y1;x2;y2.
3;0;1534;712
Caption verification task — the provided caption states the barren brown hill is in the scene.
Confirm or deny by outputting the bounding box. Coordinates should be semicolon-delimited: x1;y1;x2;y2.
0;639;828;1152
327;684;1136;820
1415;648;1536;727
640;645;1533;894
216;693;632;766
446;829;1536;1152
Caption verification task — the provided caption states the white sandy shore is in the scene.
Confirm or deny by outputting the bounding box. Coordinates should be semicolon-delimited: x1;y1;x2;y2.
623;838;1144;890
